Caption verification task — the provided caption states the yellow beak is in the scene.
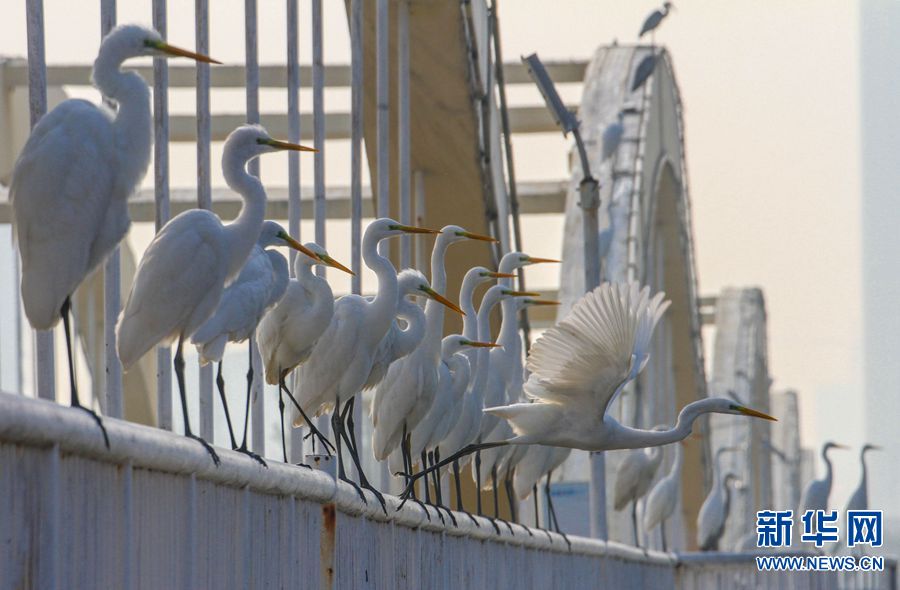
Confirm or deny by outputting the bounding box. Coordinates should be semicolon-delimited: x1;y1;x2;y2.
265;138;318;152
466;341;502;348
281;235;354;276
526;257;561;264
528;299;561;306
736;405;777;422
459;231;499;243
397;224;440;234
157;42;221;64
488;272;517;279
423;287;465;316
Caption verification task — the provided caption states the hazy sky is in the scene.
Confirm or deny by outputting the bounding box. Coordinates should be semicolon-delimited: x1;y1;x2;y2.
0;1;866;503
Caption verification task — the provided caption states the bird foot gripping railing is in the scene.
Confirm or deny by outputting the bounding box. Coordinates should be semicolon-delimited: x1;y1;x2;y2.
1;391;895;589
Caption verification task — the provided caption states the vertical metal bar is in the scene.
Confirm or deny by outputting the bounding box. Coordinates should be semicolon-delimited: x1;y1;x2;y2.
350;0;363;295
414;172;426;274
101;0;123;420
26;0;55;401
153;0;172;430
195;0;214;440
312;0;326;274
286;0;302;461
397;0;411;270
489;1;531;351
376;0;390;242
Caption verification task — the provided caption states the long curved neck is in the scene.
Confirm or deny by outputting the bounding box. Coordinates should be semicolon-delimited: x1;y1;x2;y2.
422;235;452;351
222;150;267;280
363;230;399;338
612;398;715;449
459;277;480;340
471;292;500;399
857;450;868;495
821;447;834;490
394;299;426;357
298;261;333;312
669;444;683;478
497;298;520;349
92;49;152;195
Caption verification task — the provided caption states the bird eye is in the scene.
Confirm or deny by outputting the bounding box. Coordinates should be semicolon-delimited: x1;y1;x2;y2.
143;39;158;49
256;138;267;145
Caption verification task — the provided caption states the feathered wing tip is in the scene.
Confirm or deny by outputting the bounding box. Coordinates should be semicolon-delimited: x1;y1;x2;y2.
195;334;227;366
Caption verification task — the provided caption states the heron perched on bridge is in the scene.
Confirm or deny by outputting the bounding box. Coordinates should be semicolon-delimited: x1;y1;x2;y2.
845;444;881;513
398;282;776;496
639;2;674;41
10;24;218;448
117;125;316;466
643;442;684;552
799;441;848;516
614;436;665;547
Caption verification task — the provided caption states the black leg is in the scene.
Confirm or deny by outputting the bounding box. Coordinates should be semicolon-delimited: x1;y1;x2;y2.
396;441;508;501
215;361;238;449
544;471;570;549
430;449;456;526
421;450;432;504
278;378;288;464
492;467;513;534
331;398;366;504
175;336;219;466
505;472;522;529
232;340;266;467
632;500;640;547
533;485;540;528
340;399;386;514
280;377;334;455
453;459;479;527
61;297;109;449
661;519;667;553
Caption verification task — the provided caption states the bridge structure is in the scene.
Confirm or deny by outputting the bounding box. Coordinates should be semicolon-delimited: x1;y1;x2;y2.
0;0;896;588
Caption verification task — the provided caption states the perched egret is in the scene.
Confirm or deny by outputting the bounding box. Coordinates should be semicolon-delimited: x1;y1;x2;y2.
614;434;666;546
117;125;315;465
697;472;740;552
631;54;658;93
638;2;674;41
371;226;495;487
845;444;881;512
512;445;571;536
191;221;322;465
401;282;775;494
255;240;351;463
643;442;684;552
602;111;625;162
363;269;453;392
10;24;218;447
799;442;848;516
293;218;442;506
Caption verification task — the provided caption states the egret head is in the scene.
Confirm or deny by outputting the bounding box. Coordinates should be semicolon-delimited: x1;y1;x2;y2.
365;218;439;242
439;225;498;245
397;270;465;315
442;334;500;355
500;251;561;274
462;266;516;291
663;2;674;11
223;125;316;168
100;24;220;64
293;241;353;275
702;397;777;421
256;221;345;269
823;441;849;454
862;443;882;454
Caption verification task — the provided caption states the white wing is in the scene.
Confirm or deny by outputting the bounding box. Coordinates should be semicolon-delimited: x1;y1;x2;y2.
524;282;670;418
117;210;227;368
11;100;120;329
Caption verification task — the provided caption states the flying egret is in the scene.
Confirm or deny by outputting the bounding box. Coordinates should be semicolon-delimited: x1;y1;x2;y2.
399;282;775;495
10;24;218;448
371;226;495;489
643;442;684;552
117;125;316;465
697;471;740;551
614;433;666;546
191;221;323;465
293;218;444;507
845;444;881;512
255;240;351;463
638;2;674;41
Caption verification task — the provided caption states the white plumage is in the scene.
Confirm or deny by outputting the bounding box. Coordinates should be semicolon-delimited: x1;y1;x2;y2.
696;446;741;551
643;443;683;551
601;111;625;162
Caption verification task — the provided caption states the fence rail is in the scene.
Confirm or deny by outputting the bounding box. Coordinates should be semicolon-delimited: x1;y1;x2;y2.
0;391;894;589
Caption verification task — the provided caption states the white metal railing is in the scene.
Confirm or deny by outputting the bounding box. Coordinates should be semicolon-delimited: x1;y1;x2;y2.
1;391;895;589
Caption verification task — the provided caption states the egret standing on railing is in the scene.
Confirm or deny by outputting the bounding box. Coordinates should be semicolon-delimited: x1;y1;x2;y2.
614;436;665;547
697;471;740;552
117;125;316;465
256;240;350;463
845;444;881;513
799;441;848;516
643;442;684;552
294;219;443;508
398;283;776;495
10;24;218;448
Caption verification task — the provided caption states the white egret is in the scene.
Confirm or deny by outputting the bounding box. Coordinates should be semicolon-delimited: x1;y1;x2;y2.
639;2;674;41
643;442;684;552
371;226;495;486
191;221;319;465
512;445;571;537
602;111;625;162
117;125;315;465
255;240;351;463
401;282;775;495
799;441;848;518
10;24;217;447
614;434;666;546
293;218;443;505
697;471;740;551
845;444;881;512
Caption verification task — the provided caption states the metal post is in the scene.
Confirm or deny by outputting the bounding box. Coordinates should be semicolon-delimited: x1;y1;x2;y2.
286;0;302;462
397;0;411;270
25;0;55;402
350;0;363;296
153;0;172;430
376;0;390;236
100;0;123;418
573;127;606;541
196;0;214;441
414;171;426;274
